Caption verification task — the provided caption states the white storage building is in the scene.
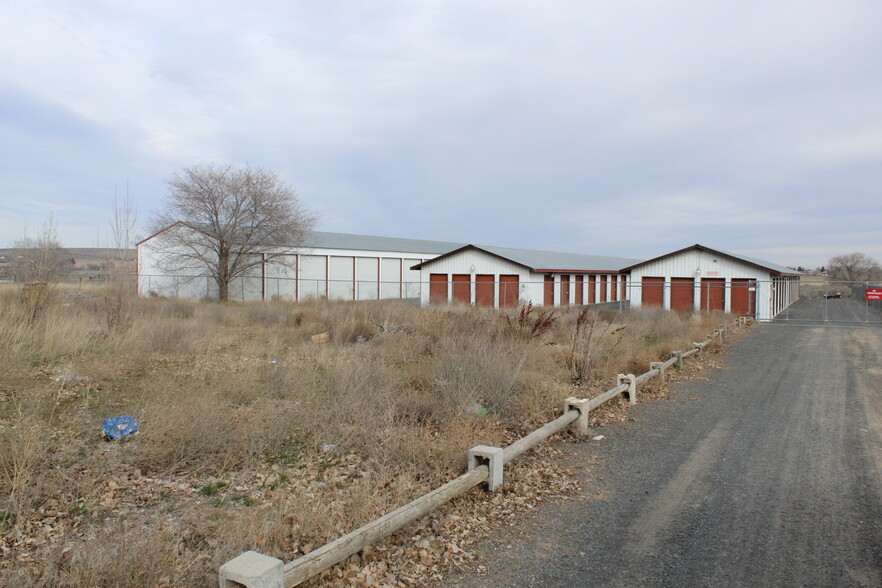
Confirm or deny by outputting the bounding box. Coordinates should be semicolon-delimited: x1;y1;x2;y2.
137;224;799;320
412;245;639;308
137;222;462;302
621;244;800;321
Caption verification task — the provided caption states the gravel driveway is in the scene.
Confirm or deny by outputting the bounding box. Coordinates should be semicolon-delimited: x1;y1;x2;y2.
445;321;882;587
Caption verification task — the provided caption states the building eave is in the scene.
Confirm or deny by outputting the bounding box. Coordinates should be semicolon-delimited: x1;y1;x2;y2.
619;244;800;277
411;245;534;271
135;221;212;247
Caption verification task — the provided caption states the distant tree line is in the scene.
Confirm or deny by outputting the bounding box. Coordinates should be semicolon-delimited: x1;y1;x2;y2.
790;254;879;282
827;252;882;282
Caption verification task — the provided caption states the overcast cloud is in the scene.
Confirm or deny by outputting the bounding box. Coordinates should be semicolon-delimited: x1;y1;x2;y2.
1;0;880;267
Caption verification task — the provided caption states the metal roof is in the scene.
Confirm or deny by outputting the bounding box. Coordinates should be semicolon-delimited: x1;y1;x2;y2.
413;244;640;272
139;222;464;255
479;245;640;272
302;231;463;254
619;244;800;276
714;247;801;275
143;223;793;276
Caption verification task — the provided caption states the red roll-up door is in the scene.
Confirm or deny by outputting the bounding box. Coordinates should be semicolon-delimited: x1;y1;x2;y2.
642;277;664;307
429;274;447;304
544;275;554;306
475;275;495;307
574;276;584;305
599;275;608;302
452;274;470;304
619;276;626;300
731;278;757;316
671;277;695;312
588;275;596;303
499;275;519;308
700;278;725;312
560;275;570;306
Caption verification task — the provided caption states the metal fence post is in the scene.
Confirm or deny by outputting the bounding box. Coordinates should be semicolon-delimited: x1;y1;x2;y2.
824;281;829;321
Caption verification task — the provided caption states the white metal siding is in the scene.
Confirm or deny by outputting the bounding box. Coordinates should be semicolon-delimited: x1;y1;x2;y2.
380;258;401;299
626;249;790;320
137;230;215;299
629;250;770;282
137;227;196;298
264;255;297;300
356;257;379;301
403;259;422;299
136;225;450;302
299;255;327;299
329;256;354;300
417;250;530;307
229;255;263;301
524;271;547;307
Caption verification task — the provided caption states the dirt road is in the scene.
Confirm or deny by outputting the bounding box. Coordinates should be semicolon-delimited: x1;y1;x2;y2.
445;322;882;587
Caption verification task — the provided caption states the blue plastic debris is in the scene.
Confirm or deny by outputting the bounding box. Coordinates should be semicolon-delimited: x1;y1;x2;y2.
102;415;139;440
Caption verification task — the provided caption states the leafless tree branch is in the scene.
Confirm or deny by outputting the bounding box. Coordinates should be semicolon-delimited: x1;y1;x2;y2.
11;214;70;282
110;183;138;262
149;164;318;300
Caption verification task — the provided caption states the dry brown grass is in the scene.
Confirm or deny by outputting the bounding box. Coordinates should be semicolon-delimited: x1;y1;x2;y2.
0;284;732;586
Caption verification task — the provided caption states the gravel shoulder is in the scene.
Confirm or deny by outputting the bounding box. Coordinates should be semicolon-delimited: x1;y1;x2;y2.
443;322;882;587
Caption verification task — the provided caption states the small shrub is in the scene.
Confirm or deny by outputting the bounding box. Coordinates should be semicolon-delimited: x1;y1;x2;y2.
56;519;182;587
0;412;46;516
198;481;229;496
501;302;557;340
228;493;257;506
135;317;195;354
162;298;196;319
431;334;526;420
562;307;628;384
129;385;238;473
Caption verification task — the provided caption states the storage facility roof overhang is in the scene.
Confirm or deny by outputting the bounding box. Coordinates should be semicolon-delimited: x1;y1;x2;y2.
411;244;641;273
303;231;462;254
619;244;801;277
136;221;210;246
138;222;464;255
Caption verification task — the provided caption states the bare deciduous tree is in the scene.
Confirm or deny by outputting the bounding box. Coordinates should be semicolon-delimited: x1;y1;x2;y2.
827;252;882;282
11;214;70;282
149;164;317;300
110;183;137;262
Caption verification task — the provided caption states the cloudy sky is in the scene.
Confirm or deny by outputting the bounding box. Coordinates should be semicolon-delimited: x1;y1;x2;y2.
1;1;880;267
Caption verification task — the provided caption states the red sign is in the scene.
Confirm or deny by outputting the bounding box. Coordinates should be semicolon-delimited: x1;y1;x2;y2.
867;288;882;301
